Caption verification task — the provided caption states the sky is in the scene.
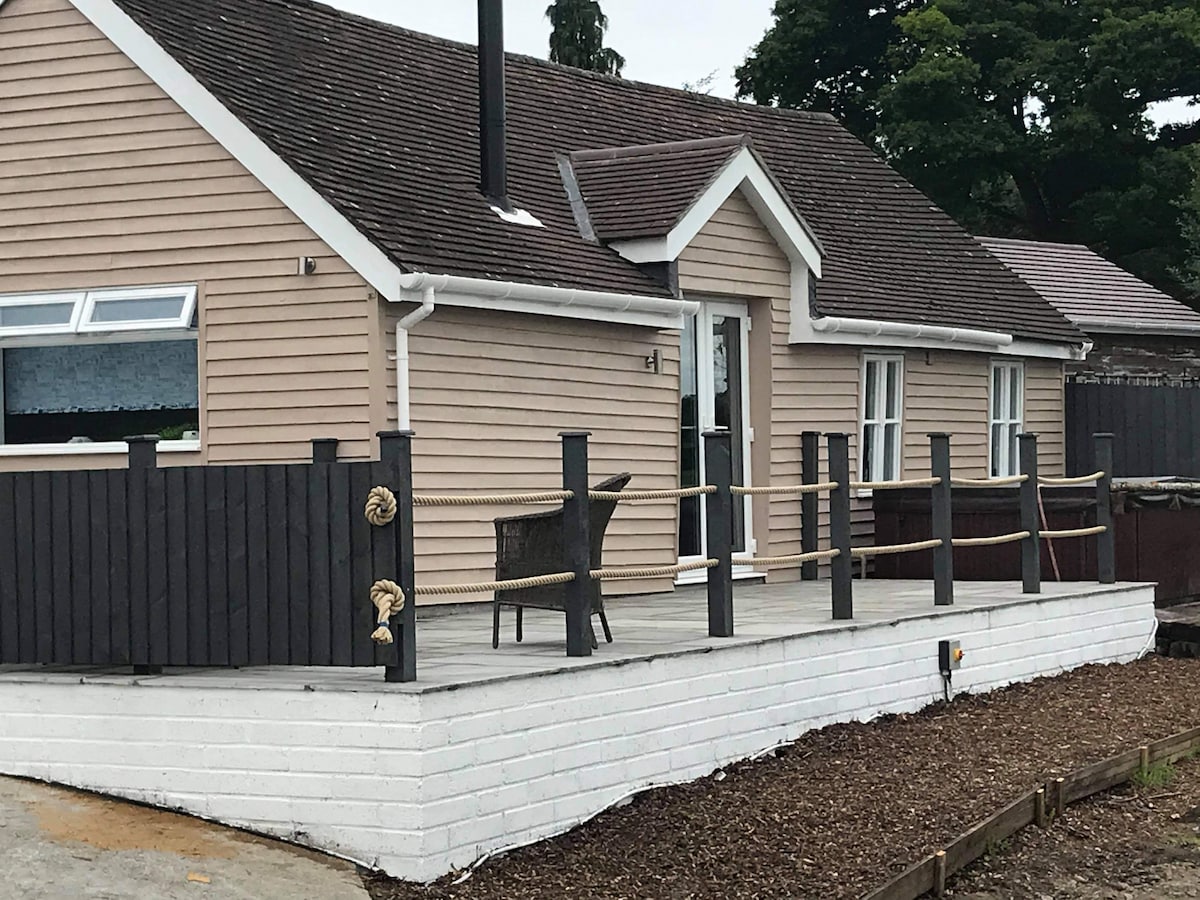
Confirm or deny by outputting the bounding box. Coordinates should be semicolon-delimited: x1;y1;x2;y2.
322;0;1195;125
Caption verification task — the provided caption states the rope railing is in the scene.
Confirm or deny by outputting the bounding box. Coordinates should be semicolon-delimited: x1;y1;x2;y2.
589;486;716;502
414;571;576;597
745;549;841;569
412;489;575;507
951;531;1031;548
1038;471;1105;487
850;476;942;491
590;559;717;581
851;538;943;558
1041;525;1108;540
950;474;1029;487
731;481;839;496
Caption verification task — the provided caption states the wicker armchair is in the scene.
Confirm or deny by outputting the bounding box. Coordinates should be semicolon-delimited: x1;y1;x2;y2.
492;472;632;649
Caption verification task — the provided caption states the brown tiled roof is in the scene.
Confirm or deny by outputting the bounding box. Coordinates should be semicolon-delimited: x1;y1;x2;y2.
568;136;747;241
979;237;1200;333
111;0;1083;345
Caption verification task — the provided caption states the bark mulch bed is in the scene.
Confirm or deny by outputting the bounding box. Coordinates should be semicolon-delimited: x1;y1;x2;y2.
366;656;1200;900
950;748;1200;899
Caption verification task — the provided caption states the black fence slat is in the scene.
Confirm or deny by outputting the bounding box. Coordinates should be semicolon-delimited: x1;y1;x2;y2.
308;460;333;666
88;472;111;665
206;467;229;667
126;464;149;667
245;466;270;667
68;471;91;664
286;465;311;664
266;466;290;664
0;474;17;663
107;470;130;666
145;468;169;665
328;461;354;666
15;474;37;664
185;467;209;665
164;467;189;664
348;462;376;667
1067;381;1200;479
225;467;249;667
49;472;72;665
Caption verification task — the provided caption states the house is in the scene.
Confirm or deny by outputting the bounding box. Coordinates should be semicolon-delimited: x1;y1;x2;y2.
0;0;1088;594
980;237;1200;475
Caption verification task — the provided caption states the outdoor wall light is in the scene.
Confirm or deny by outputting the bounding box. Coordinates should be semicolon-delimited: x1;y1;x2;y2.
645;348;663;374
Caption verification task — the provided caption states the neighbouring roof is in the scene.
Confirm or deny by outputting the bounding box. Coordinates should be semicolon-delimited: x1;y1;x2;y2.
567;135;750;242
110;0;1083;345
979;237;1200;334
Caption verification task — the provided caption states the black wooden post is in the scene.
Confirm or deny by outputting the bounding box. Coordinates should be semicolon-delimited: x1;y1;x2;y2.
929;433;954;606
801;430;820;582
379;431;417;682
703;430;734;637
126;434;159;471
560;432;593;657
1094;432;1116;585
311;438;339;464
1019;433;1041;594
827;433;853;620
126;435;161;676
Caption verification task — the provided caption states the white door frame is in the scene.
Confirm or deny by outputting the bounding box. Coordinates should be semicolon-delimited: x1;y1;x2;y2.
678;298;756;582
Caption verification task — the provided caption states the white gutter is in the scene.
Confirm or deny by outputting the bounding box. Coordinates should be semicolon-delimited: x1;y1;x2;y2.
1072;318;1200;337
811;315;1014;349
395;287;435;430
396;272;699;329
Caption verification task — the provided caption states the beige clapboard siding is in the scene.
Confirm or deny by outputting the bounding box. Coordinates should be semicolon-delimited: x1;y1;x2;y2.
385;306;683;598
0;0;376;469
1026;360;1066;477
902;350;991;477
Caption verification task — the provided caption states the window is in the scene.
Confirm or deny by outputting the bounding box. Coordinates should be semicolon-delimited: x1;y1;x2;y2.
0;285;196;337
0;286;199;449
861;355;903;482
990;361;1024;477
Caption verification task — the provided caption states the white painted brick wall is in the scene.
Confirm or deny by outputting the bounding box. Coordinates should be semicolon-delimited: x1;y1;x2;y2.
0;586;1156;882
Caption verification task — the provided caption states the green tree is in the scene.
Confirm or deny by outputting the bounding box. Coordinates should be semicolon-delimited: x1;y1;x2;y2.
546;0;625;77
737;0;1200;299
1179;150;1200;301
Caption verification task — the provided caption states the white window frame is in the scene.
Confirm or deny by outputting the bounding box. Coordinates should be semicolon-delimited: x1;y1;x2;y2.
0;292;86;337
78;284;197;333
860;354;904;483
990;360;1025;478
0;285;197;337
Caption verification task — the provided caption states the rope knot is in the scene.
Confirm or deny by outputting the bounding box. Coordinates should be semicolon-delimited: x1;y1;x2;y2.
369;579;406;645
364;486;397;527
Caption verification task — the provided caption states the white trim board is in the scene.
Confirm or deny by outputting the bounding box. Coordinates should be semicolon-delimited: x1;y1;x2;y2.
610;146;824;278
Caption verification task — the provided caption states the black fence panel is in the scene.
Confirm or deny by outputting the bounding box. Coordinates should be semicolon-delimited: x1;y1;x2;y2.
0;453;400;668
1066;381;1200;478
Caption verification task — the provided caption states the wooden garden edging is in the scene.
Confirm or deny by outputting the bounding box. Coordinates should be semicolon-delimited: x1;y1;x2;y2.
861;723;1200;900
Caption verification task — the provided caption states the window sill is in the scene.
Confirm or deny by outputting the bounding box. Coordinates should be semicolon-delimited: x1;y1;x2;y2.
0;440;201;457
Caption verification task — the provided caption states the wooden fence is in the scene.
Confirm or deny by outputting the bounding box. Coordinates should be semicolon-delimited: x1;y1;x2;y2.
0;435;406;672
1066;379;1200;477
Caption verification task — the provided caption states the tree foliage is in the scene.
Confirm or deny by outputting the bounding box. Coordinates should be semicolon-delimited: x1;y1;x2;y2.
546;0;625;77
737;0;1200;301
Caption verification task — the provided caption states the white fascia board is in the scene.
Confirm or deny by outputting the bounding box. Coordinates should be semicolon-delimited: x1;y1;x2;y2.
609;148;824;278
68;0;405;303
398;273;699;330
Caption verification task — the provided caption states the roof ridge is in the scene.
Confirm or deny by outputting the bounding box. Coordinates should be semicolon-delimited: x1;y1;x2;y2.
570;134;749;163
978;235;1091;251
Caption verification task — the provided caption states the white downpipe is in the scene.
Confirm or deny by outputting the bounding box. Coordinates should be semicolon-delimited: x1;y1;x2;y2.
396;286;435;430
